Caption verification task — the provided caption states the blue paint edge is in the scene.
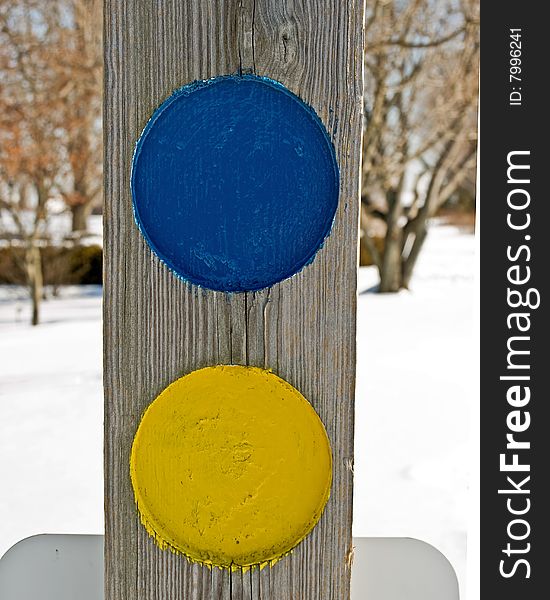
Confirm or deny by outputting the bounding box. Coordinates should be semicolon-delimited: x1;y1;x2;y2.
130;73;340;293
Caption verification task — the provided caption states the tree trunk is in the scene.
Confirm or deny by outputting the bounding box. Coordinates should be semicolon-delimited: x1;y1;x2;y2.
379;187;404;293
379;233;403;292
26;245;43;326
402;226;427;289
71;202;92;232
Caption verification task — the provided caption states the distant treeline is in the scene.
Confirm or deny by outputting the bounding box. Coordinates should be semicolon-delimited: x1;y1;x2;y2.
0;245;102;286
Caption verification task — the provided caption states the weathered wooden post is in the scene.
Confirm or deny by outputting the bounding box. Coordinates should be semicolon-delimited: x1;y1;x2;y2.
104;1;364;598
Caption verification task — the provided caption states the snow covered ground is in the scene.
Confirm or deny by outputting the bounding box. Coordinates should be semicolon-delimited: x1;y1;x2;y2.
354;225;476;595
0;224;475;595
0;286;104;557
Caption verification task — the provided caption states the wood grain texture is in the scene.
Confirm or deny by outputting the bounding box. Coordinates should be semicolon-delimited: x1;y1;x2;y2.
103;1;364;599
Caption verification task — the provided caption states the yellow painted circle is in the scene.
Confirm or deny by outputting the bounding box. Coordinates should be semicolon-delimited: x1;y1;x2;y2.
130;365;332;568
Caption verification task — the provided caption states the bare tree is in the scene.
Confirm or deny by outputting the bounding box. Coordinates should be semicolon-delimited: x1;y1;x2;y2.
0;0;67;324
362;0;479;292
1;0;102;234
58;0;103;233
0;184;48;327
0;0;102;323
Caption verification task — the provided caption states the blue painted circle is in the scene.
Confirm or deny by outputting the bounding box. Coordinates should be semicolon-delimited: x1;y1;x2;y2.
131;74;339;292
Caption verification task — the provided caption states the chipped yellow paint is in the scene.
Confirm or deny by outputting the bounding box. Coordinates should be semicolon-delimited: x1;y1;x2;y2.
130;365;332;569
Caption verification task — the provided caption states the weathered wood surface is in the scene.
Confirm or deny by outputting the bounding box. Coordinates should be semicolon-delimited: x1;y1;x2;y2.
103;1;364;599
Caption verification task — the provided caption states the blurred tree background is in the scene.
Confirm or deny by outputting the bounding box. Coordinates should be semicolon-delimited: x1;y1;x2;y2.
0;0;479;324
361;0;479;291
0;0;102;324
